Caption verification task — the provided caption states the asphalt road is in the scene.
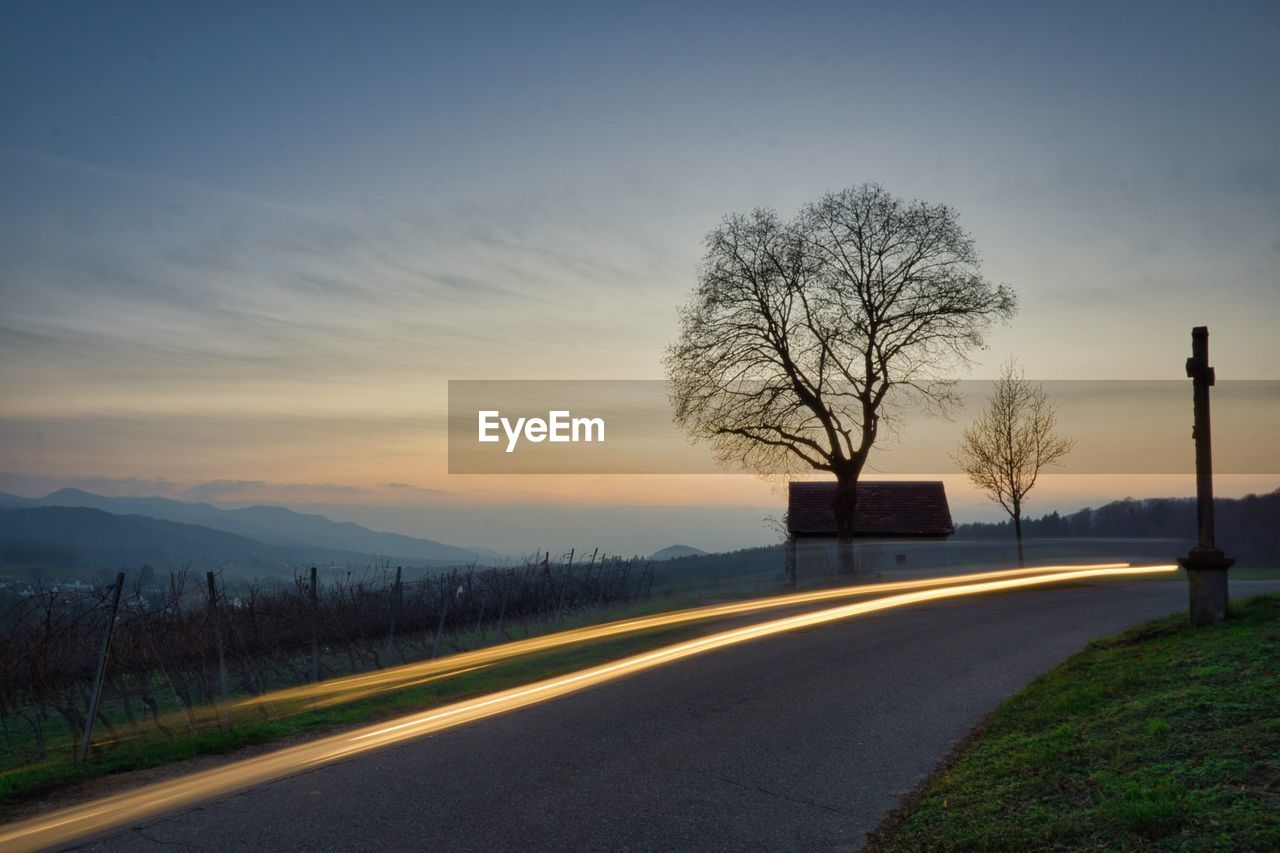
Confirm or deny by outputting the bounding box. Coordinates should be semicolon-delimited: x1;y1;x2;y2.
70;579;1280;853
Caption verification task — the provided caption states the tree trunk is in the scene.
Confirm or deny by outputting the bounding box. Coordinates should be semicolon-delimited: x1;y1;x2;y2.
834;471;859;576
1013;509;1025;566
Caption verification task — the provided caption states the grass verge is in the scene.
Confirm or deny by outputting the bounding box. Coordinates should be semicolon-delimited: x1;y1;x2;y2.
868;593;1280;851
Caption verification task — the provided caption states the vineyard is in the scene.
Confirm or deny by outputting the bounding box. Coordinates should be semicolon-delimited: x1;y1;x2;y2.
0;551;653;775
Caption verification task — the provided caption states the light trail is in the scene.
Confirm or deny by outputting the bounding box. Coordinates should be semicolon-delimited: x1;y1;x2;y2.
231;562;1134;714
0;563;1176;852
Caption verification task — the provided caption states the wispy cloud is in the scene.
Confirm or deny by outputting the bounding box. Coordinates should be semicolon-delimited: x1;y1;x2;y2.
0;148;328;220
182;480;269;502
0;145;687;427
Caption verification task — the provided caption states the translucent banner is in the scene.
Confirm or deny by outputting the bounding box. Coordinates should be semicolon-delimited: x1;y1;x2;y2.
447;380;1279;475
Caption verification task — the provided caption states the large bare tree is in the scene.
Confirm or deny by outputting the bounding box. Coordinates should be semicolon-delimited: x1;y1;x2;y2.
666;184;1016;566
953;359;1074;564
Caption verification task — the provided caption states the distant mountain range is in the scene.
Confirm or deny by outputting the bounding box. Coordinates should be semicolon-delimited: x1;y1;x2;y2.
0;506;378;573
0;488;481;574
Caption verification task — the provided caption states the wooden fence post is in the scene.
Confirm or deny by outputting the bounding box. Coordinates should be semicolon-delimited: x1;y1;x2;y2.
541;550;555;600
206;571;232;732
473;577;489;643
554;551;572;625
431;593;451;659
385;566;402;666
309;566;321;683
597;557;610;607
77;572;124;764
494;571;510;639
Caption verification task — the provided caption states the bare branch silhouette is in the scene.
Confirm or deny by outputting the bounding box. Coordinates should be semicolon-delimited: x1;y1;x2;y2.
666;184;1016;568
953;359;1075;564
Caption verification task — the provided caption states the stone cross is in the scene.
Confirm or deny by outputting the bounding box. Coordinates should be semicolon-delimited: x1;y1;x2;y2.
1186;326;1217;548
1178;326;1234;626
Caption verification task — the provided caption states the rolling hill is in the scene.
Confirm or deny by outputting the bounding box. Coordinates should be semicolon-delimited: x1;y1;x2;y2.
649;544;707;561
0;506;381;575
0;488;478;564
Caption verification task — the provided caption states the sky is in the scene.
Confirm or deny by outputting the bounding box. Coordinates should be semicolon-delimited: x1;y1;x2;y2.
1;1;1277;553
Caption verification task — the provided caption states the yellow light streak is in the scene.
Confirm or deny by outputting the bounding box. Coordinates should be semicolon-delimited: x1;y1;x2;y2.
232;562;1134;714
306;663;493;709
0;563;1176;852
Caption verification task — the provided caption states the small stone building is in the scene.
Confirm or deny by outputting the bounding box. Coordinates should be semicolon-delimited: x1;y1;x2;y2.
786;481;954;581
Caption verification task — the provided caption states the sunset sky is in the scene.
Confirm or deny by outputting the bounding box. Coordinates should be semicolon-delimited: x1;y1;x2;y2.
2;2;1277;553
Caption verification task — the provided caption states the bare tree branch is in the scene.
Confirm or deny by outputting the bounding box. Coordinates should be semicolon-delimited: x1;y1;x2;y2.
952;358;1075;563
666;185;1017;543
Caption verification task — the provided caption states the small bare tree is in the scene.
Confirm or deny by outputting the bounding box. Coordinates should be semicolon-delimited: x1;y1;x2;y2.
953;360;1074;564
666;184;1016;572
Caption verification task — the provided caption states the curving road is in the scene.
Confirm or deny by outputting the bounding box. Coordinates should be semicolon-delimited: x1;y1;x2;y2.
65;578;1279;852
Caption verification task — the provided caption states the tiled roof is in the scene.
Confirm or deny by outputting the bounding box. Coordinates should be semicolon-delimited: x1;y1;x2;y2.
786;480;953;538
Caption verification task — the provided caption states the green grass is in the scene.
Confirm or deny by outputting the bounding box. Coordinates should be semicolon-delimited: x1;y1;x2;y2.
0;610;707;808
871;593;1280;852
